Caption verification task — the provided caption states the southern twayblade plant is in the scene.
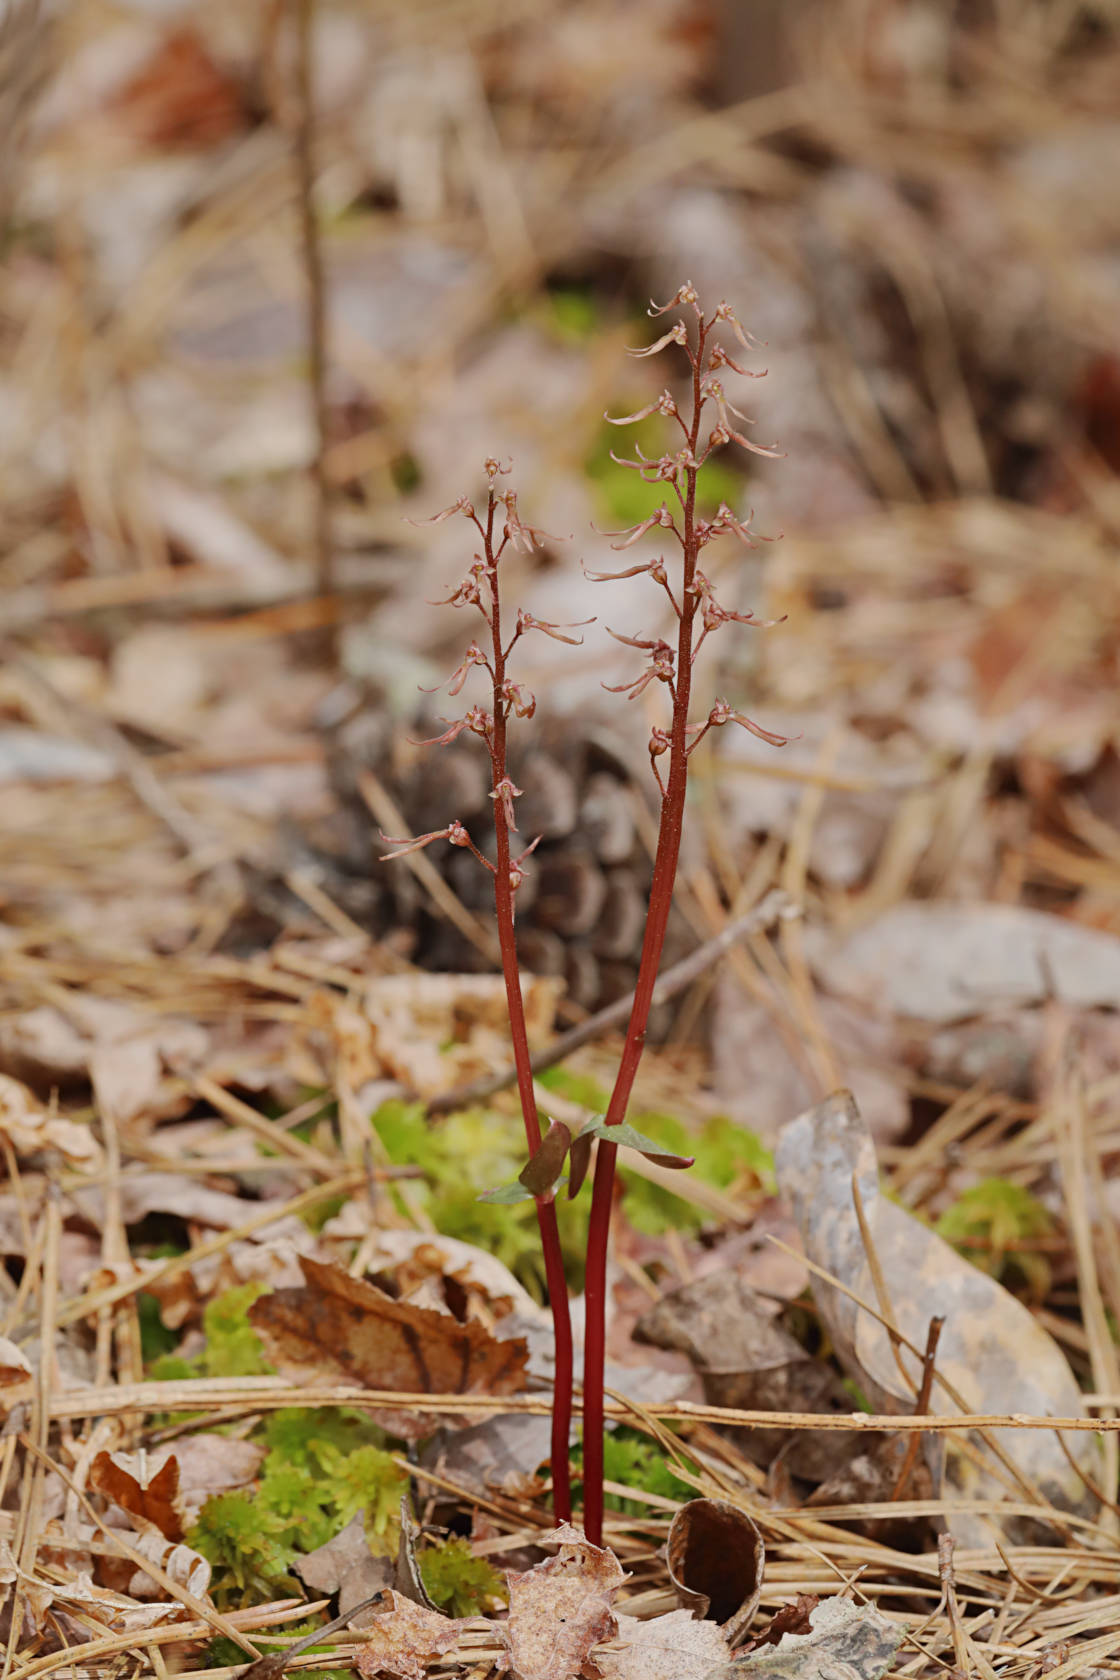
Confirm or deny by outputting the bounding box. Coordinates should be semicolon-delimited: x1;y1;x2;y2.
577;282;787;1543
382;285;786;1541
380;456;581;1520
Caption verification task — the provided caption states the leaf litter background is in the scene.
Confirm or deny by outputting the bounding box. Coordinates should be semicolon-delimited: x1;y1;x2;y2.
2;1;1120;1677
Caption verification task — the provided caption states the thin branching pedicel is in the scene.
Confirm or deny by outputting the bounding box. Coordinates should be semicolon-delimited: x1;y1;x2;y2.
380;459;580;1521
580;284;787;1546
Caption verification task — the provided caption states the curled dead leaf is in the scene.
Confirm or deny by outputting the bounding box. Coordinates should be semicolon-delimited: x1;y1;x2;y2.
666;1498;764;1646
248;1257;528;1437
125;1530;211;1602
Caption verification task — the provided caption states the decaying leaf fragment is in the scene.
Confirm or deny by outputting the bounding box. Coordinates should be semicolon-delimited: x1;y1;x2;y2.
0;1337;31;1391
354;1591;470;1680
295;1511;393;1618
597;1609;731;1680
709;1595;903;1680
0;1073;102;1167
502;1523;627;1680
91;1449;186;1542
666;1498;764;1646
775;1092;1099;1538
249;1257;528;1437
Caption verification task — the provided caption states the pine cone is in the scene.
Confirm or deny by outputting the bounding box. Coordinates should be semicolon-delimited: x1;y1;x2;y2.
316;691;695;1024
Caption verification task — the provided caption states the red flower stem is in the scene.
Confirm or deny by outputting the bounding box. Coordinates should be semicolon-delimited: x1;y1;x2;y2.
581;322;708;1546
483;496;574;1522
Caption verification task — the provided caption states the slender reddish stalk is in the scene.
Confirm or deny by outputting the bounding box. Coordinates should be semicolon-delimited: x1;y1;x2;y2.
581;327;707;1545
480;496;574;1521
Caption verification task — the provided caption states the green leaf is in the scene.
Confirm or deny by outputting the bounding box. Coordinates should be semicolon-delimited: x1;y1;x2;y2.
581;1118;694;1170
477;1179;536;1204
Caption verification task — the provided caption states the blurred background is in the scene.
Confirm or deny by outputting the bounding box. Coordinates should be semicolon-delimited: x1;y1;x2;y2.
1;0;1118;1144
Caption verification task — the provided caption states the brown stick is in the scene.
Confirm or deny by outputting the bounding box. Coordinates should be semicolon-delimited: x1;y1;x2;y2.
889;1314;944;1501
425;888;795;1115
292;0;334;657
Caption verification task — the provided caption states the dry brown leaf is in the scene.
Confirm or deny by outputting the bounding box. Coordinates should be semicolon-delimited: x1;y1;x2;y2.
811;903;1120;1024
713;1596;903;1680
596;1610;731;1680
635;1275;853;1477
90;1038;166;1127
249;1257;529;1437
322;1222;540;1320
353;1591;470;1680
745;1597;820;1651
295;1512;393;1617
502;1523;626;1680
666;1499;764;1645
776;1092;1099;1539
0;1337;32;1391
91;1449;185;1543
0;1074;102;1167
421;1412;552;1502
107;27;248;149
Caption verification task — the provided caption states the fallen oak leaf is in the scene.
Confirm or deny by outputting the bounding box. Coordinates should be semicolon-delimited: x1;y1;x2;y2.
248;1257;528;1438
502;1522;627;1680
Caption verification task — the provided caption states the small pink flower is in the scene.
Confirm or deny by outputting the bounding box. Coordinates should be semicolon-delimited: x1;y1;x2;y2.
599;505;680;550
708;342;766;379
490;775;524;831
500;679;536;719
604;391;678;426
713;300;761;349
648;282;700;316
628;321;688;358
514;609;592;646
378;826;454;860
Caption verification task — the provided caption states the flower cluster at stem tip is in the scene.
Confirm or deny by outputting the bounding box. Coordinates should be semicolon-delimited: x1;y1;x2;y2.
379;283;787;868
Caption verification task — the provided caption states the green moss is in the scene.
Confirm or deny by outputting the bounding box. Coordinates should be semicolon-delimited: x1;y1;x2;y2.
189;1409;408;1606
418;1538;506;1616
206;1618;349;1680
621;1112;774;1236
936;1177;1054;1299
587;411;743;529
571;1426;692;1516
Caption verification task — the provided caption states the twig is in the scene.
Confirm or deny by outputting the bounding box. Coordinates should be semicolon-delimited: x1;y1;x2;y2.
889;1315;944;1501
426;888;796;1115
291;0;334;656
237;1593;389;1680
